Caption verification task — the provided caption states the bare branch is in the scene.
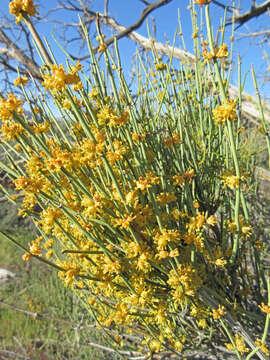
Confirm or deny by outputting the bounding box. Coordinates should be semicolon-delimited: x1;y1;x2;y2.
72;14;194;63
138;0;150;5
0;56;32;79
211;0;234;12
104;0;109;17
236;30;270;40
19;22;35;61
228;0;270;26
98;0;173;49
0;28;41;80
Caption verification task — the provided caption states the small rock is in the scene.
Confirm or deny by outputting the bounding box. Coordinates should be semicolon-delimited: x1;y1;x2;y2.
0;268;16;285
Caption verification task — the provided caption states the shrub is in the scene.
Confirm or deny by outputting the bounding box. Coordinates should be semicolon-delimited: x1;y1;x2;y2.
1;1;269;358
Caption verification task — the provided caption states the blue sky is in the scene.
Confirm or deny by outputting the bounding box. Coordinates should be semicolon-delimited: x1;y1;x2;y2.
2;0;270;97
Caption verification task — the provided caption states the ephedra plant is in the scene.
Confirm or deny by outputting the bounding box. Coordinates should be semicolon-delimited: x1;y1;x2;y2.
0;0;270;358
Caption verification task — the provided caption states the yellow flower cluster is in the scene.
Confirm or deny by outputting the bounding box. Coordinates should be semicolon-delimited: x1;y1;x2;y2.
0;94;25;140
213;99;237;125
14;75;29;87
225;334;249;355
0;121;25;141
0;94;24;120
255;339;269;356
259;302;270;315
215;44;229;58
163;132;181;148
221;171;239;189
227;216;253;239
9;0;39;23
42;62;83;94
155;63;167;71
194;0;211;5
211;305;225;319
202;43;229;62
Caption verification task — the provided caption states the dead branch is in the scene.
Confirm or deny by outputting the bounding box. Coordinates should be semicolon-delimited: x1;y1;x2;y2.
236;30;270;40
227;0;270;26
0;28;41;81
104;0;109;17
100;0;173;49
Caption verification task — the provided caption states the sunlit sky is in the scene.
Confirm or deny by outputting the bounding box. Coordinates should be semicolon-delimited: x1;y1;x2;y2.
2;0;270;98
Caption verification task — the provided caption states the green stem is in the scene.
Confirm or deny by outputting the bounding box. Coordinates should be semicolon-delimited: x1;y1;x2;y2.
205;5;242;264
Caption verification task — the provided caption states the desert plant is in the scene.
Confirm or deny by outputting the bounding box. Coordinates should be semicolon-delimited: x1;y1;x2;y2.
0;1;269;358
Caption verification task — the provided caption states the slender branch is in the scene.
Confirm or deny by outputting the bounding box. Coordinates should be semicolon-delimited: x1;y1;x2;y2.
211;0;234;12
236;30;270;40
227;0;270;26
138;0;150;5
0;28;41;80
19;22;35;61
96;0;173;50
73;9;193;63
23;15;53;65
104;0;109;17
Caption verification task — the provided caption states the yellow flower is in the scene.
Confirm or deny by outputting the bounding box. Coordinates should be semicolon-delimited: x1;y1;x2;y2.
259;302;270;315
206;215;217;226
155;63;167;71
45;249;53;259
215;258;227;267
192;27;199;39
215;44;229;58
22;253;31;262
149;339;162;353
14;75;29;87
136;251;152;272
103;258;121;275
173;174;185;186
157;192;176;205
187;212;206;232
9;0;39;23
184;168;195;183
202;50;215;61
226;334;249;355
255;239;263;250
194;0;211;5
155;250;169;260
255;339;269;356
43;238;55;249
227;216;252;239
0;121;25;140
213;100;237;125
97;43;107;53
0;94;24;120
42;64;81;93
211;305;226;319
163;132;181;147
114;213;134;229
197;319;207;328
29;243;42;256
154;228;180;250
221;171;239;189
169;248;179;257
